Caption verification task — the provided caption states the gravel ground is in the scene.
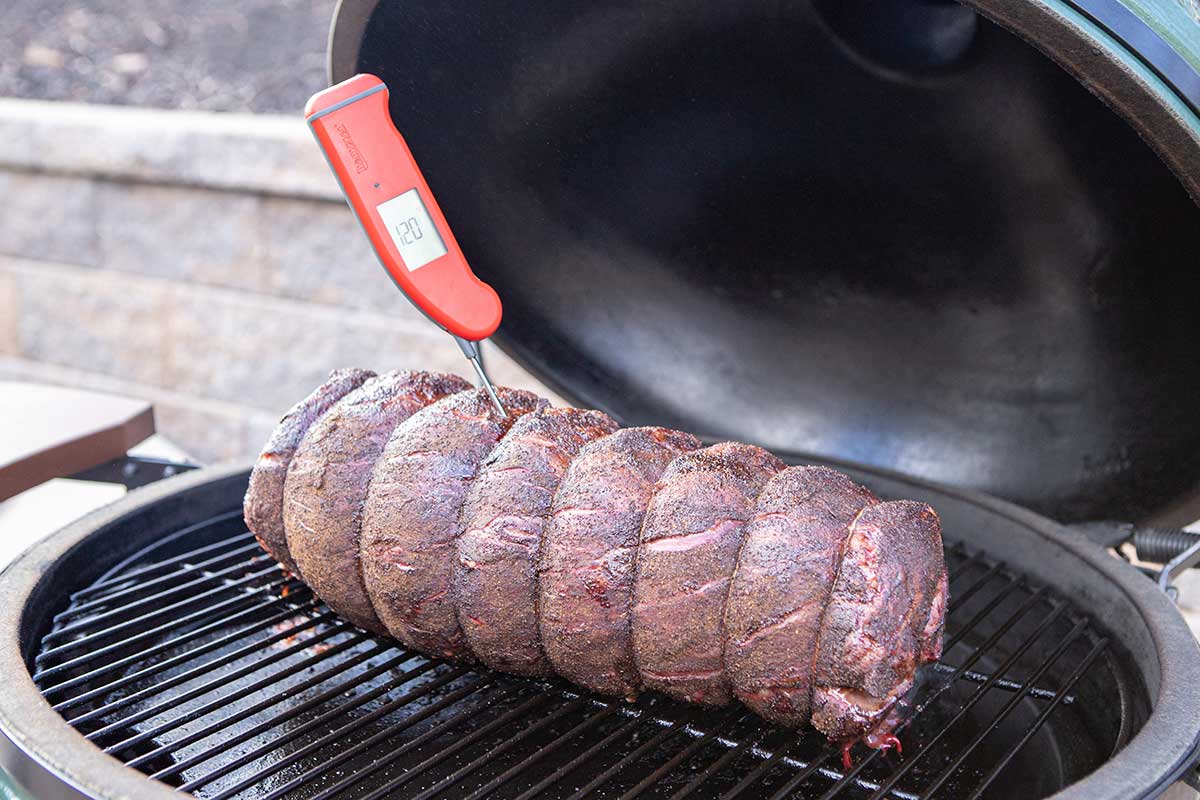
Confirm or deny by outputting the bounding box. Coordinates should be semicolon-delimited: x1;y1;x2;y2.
1;0;336;113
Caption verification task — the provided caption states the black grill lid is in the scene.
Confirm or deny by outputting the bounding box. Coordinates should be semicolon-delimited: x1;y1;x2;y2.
328;0;1200;524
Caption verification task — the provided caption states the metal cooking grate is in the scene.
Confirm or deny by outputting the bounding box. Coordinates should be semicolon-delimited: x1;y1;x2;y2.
29;510;1132;799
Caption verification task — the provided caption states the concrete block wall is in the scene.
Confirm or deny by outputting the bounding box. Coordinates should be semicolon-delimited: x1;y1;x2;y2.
0;99;560;464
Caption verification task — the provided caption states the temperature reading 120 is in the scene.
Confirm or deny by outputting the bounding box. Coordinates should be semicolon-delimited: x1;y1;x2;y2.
396;217;424;245
376;187;448;271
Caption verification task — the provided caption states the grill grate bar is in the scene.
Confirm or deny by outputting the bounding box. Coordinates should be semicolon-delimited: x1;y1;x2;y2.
402;698;589;800
54;543;263;625
205;666;479;800
914;619;1095;799
34;584;312;687
44;555;274;643
96;625;362;751
565;718;689;799
719;736;799;800
947;561;1007;614
942;574;1025;652
943;549;975;583
36;565;287;663
863;598;1069;799
765;746;842;800
668;728;766;800
165;652;428;784
619;710;745;800
943;548;983;578
176;658;433;791
964;638;1110;800
460;703;620;800
925;662;1072;703
66;607;336;724
129;640;391;770
71;519;252;601
306;686;541;800
511;712;646;800
50;599;323;711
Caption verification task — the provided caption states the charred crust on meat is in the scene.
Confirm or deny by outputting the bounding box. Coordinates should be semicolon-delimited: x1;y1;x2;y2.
454;407;619;675
283;370;470;635
632;442;784;705
538;426;700;698
723;466;879;727
360;387;548;661
244;368;374;574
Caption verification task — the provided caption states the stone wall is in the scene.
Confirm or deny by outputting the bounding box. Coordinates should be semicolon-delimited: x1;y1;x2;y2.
0;98;560;463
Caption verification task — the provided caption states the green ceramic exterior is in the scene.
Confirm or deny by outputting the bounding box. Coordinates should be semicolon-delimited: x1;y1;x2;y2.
1062;0;1200;129
1124;0;1200;72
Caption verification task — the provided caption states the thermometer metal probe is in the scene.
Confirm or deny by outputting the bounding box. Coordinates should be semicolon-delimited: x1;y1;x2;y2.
305;74;507;416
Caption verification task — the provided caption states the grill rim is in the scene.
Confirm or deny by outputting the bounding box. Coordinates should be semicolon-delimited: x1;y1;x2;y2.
0;461;1197;800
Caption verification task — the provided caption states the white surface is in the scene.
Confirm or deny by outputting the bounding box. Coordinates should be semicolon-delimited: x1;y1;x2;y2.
0;478;125;567
0;434;191;568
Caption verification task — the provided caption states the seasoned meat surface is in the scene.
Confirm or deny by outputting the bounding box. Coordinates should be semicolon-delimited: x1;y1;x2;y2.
254;368;950;750
811;501;946;741
359;387;547;660
723;467;879;727
632;442;783;705
454;407;619;675
284;370;470;633
244;368;374;574
538;427;700;698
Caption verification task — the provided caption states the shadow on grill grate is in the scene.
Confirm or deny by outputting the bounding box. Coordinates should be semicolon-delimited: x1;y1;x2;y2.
29;511;1132;799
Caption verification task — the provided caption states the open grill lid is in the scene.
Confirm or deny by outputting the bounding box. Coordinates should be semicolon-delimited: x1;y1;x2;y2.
328;0;1200;524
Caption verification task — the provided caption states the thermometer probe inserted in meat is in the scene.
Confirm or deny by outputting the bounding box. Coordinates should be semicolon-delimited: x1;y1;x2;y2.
305;73;508;417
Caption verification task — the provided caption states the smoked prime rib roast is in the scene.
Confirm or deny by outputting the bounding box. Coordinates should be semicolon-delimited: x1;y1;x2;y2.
244;368;947;751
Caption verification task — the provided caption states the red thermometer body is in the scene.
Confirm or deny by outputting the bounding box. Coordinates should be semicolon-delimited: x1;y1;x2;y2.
306;74;507;413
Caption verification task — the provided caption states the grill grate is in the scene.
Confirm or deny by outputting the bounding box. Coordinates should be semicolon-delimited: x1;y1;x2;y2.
29;510;1132;799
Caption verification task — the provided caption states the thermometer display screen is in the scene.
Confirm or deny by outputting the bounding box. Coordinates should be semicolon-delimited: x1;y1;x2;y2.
376;188;448;271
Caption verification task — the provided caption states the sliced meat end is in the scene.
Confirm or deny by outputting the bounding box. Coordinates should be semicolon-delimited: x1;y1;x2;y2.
455;407;619;676
632;442;783;705
538;426;700;698
722;466;879;727
283;370;470;634
244;367;374;573
811;500;947;743
360;387;548;661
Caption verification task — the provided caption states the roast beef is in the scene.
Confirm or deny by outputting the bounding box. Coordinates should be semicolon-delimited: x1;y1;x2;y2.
454;407;619;675
632;442;783;705
244;367;374;573
538;427;700;698
358;387;546;660
283;370;470;633
252;370;949;752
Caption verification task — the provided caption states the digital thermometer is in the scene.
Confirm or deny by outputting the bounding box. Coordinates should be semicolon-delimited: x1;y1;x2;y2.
305;73;507;415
